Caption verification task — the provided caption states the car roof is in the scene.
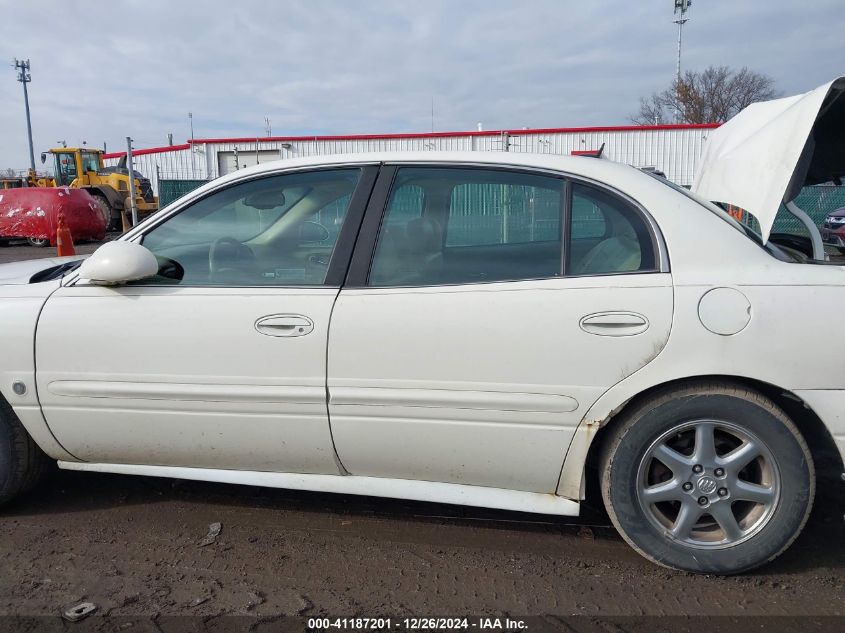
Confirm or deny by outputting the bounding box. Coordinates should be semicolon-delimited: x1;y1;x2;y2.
211;150;645;187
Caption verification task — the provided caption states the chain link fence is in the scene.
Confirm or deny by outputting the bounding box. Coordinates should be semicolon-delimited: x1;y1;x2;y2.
158;179;210;208
738;185;845;235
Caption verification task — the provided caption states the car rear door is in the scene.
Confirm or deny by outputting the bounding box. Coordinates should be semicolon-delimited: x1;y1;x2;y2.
36;165;377;473
327;164;673;493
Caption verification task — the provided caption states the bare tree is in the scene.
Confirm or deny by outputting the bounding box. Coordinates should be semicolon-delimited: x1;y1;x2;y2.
632;66;778;125
2;168;16;178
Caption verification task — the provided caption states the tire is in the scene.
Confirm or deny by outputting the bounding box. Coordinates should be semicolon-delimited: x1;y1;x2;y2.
91;193;114;231
0;397;51;506
599;381;814;574
26;237;49;248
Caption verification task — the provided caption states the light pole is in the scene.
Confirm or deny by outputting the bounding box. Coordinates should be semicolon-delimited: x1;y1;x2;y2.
188;111;195;178
673;0;692;85
126;137;138;227
14;58;35;171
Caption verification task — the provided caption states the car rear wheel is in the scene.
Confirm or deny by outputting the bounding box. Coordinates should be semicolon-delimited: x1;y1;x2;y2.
0;397;50;507
600;382;814;574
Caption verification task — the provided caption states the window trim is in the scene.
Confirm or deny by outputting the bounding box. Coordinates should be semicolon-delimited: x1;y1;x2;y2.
347;162;668;289
560;179;572;276
345;165;398;287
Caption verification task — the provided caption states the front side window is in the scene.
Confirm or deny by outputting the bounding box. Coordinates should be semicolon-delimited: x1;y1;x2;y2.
80;152;100;173
369;167;563;286
138;168;360;286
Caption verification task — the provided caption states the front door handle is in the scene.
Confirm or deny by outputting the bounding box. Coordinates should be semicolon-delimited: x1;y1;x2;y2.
255;314;314;337
580;312;649;336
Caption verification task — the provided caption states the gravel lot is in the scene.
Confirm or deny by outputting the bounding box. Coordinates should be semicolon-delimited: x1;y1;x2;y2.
0;238;843;624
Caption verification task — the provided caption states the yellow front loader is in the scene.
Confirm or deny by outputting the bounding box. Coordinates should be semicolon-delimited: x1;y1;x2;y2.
32;148;159;229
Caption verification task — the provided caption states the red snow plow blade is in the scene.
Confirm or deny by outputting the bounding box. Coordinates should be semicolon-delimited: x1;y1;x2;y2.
0;188;107;246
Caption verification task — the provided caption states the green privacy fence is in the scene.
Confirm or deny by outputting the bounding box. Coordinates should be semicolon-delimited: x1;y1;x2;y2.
158;179;209;207
385;182;566;246
741;185;845;235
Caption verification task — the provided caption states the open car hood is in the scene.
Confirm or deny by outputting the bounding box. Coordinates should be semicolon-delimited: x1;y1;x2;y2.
692;77;845;243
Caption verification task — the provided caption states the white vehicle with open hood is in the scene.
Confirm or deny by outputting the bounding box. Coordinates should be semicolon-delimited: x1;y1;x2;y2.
0;78;842;575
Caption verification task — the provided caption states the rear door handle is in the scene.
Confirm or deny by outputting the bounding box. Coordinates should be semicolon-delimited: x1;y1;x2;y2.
255;314;314;337
579;312;649;336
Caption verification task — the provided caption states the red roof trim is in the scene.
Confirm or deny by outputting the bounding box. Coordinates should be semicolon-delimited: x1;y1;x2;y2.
187;123;720;146
103;143;190;160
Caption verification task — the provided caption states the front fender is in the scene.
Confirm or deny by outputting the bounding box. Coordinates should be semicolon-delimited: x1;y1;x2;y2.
0;282;77;461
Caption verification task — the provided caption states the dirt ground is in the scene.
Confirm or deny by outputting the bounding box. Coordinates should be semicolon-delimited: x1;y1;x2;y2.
0;239;843;625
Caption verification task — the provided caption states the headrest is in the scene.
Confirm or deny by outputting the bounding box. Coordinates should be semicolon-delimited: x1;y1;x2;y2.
406;216;442;253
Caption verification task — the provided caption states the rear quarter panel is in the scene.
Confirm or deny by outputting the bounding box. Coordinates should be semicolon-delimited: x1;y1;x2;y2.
556;171;845;498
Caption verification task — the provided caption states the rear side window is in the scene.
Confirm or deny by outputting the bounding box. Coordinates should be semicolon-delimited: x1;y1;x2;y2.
366;167;659;287
569;183;656;276
368;167;563;286
446;182;561;247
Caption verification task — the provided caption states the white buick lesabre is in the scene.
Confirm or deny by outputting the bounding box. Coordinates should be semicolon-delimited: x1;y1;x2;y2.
0;78;842;574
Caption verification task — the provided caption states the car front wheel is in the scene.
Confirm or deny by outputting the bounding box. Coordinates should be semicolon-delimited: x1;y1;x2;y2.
0;398;50;507
600;382;814;574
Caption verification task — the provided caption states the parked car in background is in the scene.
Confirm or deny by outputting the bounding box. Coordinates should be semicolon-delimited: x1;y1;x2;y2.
822;207;845;252
0;77;842;576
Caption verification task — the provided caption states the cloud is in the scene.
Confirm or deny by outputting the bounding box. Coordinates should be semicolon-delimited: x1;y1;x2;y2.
0;0;842;169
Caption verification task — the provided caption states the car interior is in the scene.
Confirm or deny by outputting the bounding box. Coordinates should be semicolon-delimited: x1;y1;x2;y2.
137;169;360;286
368;169;655;286
133;166;656;288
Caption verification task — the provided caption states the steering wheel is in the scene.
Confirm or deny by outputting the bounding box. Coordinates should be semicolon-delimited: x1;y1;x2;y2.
208;237;254;278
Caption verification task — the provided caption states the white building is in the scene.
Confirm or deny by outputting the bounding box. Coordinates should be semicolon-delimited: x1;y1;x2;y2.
103;123;719;197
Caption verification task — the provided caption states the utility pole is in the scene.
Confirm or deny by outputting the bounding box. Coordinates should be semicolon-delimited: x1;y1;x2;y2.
14;59;35;171
126;137;138;227
188;112;195;178
673;0;692;85
264;116;271;137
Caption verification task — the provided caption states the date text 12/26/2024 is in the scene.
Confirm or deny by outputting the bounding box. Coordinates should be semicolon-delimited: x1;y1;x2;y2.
308;617;528;631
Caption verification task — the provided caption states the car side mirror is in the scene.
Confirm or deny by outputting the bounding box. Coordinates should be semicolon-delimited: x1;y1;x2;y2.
40;153;46;164
77;241;159;285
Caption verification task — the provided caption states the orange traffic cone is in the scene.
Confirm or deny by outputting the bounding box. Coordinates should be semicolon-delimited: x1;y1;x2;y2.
56;212;76;257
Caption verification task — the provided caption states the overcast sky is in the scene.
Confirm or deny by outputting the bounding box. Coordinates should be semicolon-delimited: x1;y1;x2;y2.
1;0;843;170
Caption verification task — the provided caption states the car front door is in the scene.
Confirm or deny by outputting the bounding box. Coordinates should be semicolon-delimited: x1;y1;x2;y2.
36;165;376;473
327;165;673;493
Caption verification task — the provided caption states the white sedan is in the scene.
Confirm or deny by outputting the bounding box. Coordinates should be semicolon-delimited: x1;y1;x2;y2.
1;79;843;575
